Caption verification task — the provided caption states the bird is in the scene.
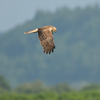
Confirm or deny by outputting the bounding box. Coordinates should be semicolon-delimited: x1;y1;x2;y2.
24;25;57;54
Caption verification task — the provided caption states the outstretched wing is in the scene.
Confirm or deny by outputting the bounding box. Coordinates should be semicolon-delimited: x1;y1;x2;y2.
38;29;55;54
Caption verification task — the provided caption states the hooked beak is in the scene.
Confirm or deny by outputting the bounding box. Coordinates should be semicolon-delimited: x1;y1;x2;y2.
55;30;57;33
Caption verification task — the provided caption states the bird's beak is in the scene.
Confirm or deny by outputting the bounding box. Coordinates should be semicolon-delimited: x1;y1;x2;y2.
55;30;57;33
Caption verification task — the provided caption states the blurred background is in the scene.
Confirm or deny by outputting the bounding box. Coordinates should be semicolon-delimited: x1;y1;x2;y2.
0;0;100;97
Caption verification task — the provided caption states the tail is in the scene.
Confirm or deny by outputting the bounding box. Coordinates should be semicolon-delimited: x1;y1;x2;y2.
24;28;38;34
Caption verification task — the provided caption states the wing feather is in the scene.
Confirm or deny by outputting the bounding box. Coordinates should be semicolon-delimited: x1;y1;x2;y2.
38;28;55;54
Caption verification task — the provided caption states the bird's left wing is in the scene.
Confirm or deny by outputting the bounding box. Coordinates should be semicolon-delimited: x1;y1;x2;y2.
38;29;55;54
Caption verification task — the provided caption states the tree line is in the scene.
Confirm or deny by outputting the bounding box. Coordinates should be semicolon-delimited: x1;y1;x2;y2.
1;75;100;94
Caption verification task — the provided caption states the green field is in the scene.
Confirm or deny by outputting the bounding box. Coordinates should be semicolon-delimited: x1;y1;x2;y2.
0;91;100;100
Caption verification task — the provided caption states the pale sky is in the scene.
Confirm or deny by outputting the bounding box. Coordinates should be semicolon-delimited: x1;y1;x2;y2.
0;0;100;32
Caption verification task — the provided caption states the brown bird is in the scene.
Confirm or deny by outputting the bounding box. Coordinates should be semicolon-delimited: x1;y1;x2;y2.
24;25;57;54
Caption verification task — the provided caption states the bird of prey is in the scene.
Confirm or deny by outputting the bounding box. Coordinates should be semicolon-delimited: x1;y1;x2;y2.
24;25;57;54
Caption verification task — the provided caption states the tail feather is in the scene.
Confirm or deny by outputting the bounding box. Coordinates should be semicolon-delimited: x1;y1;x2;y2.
24;28;38;34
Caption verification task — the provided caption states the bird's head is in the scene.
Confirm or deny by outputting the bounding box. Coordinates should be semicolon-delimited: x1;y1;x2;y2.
52;26;57;33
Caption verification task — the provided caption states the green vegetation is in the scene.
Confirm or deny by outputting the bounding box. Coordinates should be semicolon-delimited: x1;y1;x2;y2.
0;91;100;100
15;81;48;94
0;5;100;88
0;75;100;99
14;82;74;94
0;76;10;93
80;84;100;91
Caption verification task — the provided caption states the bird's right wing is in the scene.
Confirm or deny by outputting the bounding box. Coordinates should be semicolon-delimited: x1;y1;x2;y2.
24;28;38;34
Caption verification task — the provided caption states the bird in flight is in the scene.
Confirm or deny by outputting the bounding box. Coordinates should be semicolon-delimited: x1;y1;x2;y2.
24;25;57;54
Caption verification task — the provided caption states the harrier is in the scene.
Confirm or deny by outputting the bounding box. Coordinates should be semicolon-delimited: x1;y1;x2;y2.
24;25;57;54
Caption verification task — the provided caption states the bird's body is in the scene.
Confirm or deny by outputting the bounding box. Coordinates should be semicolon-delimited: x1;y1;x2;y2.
24;25;57;54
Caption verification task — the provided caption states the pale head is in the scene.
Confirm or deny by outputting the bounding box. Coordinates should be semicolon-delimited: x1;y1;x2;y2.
52;26;57;33
50;26;57;33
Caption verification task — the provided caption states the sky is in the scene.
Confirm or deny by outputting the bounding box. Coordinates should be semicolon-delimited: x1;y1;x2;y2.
0;0;100;33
